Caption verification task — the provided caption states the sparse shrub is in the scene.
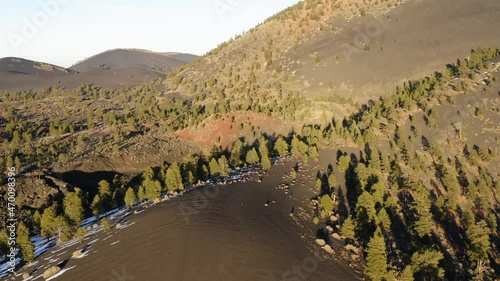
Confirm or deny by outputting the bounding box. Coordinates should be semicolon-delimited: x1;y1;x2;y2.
75;228;88;243
43;266;61;279
101;218;110;232
72;250;83;259
313;217;320;225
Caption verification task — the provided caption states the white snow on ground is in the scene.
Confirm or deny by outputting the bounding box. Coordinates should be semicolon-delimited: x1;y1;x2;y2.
45;266;76;281
50;239;79;254
88;239;99;245
0;257;22;278
110;241;120;246
55;251;67;257
103;235;113;241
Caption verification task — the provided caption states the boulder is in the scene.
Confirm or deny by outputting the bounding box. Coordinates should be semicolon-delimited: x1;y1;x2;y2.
315;239;326;246
323;244;334;254
331;233;342;240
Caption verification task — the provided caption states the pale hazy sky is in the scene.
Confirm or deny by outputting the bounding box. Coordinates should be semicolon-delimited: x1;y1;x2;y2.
0;0;299;67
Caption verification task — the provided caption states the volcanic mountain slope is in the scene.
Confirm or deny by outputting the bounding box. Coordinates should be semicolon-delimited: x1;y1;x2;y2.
166;0;500;122
71;49;195;72
161;52;198;63
0;57;76;91
0;50;197;91
0;57;75;77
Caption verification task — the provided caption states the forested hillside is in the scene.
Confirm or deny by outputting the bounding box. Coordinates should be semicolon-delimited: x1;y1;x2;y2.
0;0;499;279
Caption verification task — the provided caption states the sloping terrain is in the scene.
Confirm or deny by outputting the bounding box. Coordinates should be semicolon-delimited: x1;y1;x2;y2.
0;57;75;77
0;0;499;280
161;52;198;63
71;49;194;73
0;50;197;91
167;0;500;122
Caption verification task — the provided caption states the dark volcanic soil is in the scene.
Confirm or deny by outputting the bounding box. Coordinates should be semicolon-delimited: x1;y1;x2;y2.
13;157;359;281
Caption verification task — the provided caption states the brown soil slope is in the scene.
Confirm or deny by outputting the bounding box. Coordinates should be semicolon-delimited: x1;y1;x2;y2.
168;0;500;120
71;49;193;72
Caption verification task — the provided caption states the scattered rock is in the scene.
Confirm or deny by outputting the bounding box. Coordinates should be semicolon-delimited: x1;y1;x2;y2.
323;244;334;254
332;233;342;240
315;239;326;246
345;244;360;254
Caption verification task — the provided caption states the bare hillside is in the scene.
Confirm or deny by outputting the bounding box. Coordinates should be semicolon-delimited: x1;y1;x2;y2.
71;49;194;73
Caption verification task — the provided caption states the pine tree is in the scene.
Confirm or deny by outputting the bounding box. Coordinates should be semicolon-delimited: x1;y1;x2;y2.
166;162;184;192
41;205;57;239
246;148;260;165
53;216;71;242
274;137;289;157
91;194;103;216
75;228;88;243
101;218;111;233
315;178;322;190
258;137;272;169
328;173;337;188
142;167;155;181
411;249;444;280
377;208;391;230
124;187;137;208
112;187;125;208
98;180;112;197
320;194;334;217
32;210;42;233
97;180;112;211
412;183;433;238
261;153;272;170
218;155;231;176
357;191;376;220
137;186;147;202
209;157;220;175
64;189;84;226
17;222;35;262
466;220;490;266
143;178;162;200
400;266;414;281
342;217;356;241
337;155;350;172
364;227;390;280
182;156;199;184
308;145;319;161
369;148;381;169
230;140;244;166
